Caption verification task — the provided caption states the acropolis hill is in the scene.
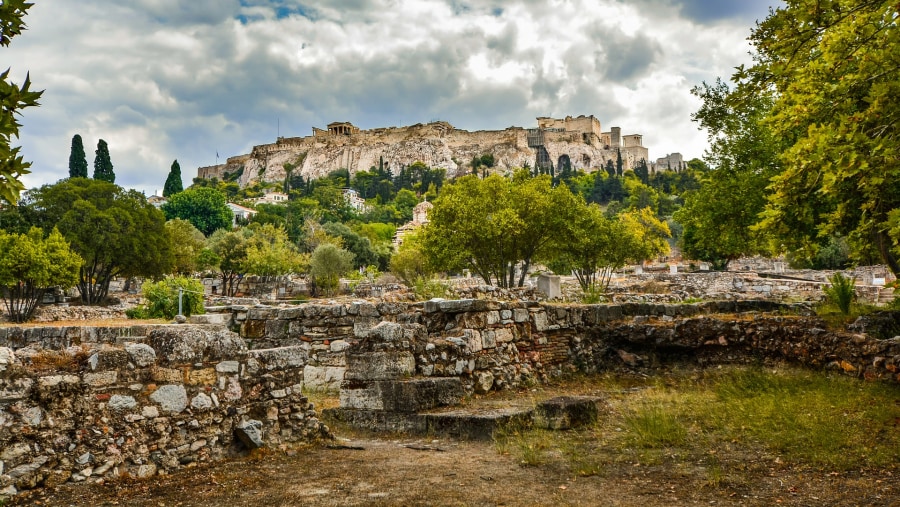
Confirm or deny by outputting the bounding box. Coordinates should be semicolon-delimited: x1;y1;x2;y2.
196;115;683;187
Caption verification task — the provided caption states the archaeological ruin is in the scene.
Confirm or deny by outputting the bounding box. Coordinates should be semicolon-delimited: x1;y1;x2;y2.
195;115;680;189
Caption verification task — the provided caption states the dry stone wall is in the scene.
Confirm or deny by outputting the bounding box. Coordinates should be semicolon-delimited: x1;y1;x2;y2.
0;323;330;498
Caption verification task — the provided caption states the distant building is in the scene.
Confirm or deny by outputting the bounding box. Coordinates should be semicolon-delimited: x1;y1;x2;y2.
393;201;433;249
147;194;167;208
250;190;289;205
653;153;685;173
342;188;369;212
227;202;256;226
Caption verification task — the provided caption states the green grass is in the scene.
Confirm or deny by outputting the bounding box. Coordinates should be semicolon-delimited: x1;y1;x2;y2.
494;366;900;474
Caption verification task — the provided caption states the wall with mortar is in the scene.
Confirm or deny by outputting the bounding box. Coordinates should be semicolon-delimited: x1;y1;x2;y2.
0;323;330;498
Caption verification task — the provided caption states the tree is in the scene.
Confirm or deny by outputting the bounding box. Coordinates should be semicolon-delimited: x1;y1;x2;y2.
615;149;623;177
422;174;579;287
309;243;353;296
243;223;308;279
742;0;900;275
68;134;88;178
161;187;233;236
323;221;377;269
619;207;671;263
208;229;248;297
164;219;207;275
92;139;115;183
546;203;642;293
0;1;42;204
0;227;81;322
390;230;433;285
23;178;171;304
163;159;183;197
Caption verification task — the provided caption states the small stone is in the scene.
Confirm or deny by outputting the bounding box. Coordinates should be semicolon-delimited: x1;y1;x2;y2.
190;393;213;411
135;463;157;478
108;395;137;411
149;384;188;413
142;405;160;419
125;343;157;367
215;361;240;373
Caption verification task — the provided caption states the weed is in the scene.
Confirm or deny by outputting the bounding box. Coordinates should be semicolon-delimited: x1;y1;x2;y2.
581;284;605;304
412;278;456;300
823;272;855;315
28;346;91;373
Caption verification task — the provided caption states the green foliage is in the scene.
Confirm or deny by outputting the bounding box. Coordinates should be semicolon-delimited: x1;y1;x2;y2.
164;219;206;275
618;207;671;263
823;272;856;315
622;404;688;448
163;159;183;197
139;276;205;319
422;174;580;288
742;0;900;275
0;0;42;205
390;231;433;285
208;229;248;296
68;134;88;178
161;187;233;236
323;221;378;269
242;223;308;278
673;79;778;270
309;243;354;296
0;227;81;322
92;139;115;183
24;178;172;304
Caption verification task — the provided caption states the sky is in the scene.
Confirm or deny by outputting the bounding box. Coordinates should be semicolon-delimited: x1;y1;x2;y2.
8;0;781;195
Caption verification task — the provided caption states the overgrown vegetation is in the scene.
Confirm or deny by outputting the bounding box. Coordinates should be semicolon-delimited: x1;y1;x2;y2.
127;276;205;320
823;272;856;315
496;367;900;476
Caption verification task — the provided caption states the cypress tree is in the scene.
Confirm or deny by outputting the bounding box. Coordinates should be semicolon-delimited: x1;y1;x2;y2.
68;134;88;178
93;139;115;183
163;159;183;197
615;149;623;177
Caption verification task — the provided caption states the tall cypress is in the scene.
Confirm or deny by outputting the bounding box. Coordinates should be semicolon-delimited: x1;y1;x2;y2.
93;139;115;183
163;159;183;197
615;148;623;177
68;134;88;178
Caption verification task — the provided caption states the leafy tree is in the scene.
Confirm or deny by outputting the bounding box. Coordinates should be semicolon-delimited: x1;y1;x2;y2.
323;221;378;269
619;207;671;263
243;223;308;279
68;134;88;178
673;79;780;270
0;1;42;204
208;229;248;296
422;174;579;287
309;243;353;296
24;178;171;304
546;203;641;293
390;230;433;285
742;0;900;275
634;159;649;185
161;187;233;236
92;139;115;183
163;159;183;197
0;227;81;322
164;219;207;275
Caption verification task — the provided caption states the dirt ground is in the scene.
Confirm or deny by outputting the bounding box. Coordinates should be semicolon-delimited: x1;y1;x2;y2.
8;433;897;507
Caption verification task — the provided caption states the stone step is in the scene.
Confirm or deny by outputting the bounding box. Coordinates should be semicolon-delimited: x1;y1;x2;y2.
339;377;464;412
326;395;605;440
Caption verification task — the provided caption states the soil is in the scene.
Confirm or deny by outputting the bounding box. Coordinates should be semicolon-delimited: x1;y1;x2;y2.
9;430;899;506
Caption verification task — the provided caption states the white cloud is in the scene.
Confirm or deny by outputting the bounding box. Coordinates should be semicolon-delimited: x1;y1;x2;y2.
8;0;779;193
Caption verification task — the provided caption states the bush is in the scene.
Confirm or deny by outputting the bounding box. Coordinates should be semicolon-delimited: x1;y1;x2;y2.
823;272;856;315
138;276;206;319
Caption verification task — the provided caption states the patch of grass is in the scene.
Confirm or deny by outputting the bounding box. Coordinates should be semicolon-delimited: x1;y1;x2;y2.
621;403;688;448
815;301;878;329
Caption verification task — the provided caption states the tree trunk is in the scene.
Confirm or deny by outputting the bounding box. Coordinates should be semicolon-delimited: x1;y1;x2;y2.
877;230;900;278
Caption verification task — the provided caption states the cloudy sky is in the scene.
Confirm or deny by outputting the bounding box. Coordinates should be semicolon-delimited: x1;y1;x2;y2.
9;0;780;194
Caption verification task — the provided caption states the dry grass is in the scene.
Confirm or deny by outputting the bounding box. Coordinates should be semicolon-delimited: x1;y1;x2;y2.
27;345;93;373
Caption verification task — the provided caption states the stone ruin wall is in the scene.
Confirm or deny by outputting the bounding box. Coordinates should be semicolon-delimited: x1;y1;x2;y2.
4;299;899;497
0;322;330;497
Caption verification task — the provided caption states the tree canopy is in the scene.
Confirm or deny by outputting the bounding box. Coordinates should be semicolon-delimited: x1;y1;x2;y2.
92;139;115;183
23;178;171;304
68;134;88;178
740;0;900;274
161;187;233;236
0;0;42;204
0;227;81;322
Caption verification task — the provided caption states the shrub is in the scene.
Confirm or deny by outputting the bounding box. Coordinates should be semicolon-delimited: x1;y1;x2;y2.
139;276;206;319
823;272;855;315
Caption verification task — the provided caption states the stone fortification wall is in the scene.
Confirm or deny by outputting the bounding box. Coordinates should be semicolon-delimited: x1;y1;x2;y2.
201;116;658;188
0;323;329;497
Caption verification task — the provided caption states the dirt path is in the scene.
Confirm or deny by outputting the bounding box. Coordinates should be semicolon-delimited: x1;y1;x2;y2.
10;435;898;507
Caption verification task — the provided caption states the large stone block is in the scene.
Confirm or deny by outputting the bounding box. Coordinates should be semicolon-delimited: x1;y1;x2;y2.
248;346;308;371
339;377;463;412
345;351;415;381
303;365;345;391
148;326;247;366
534;396;605;430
